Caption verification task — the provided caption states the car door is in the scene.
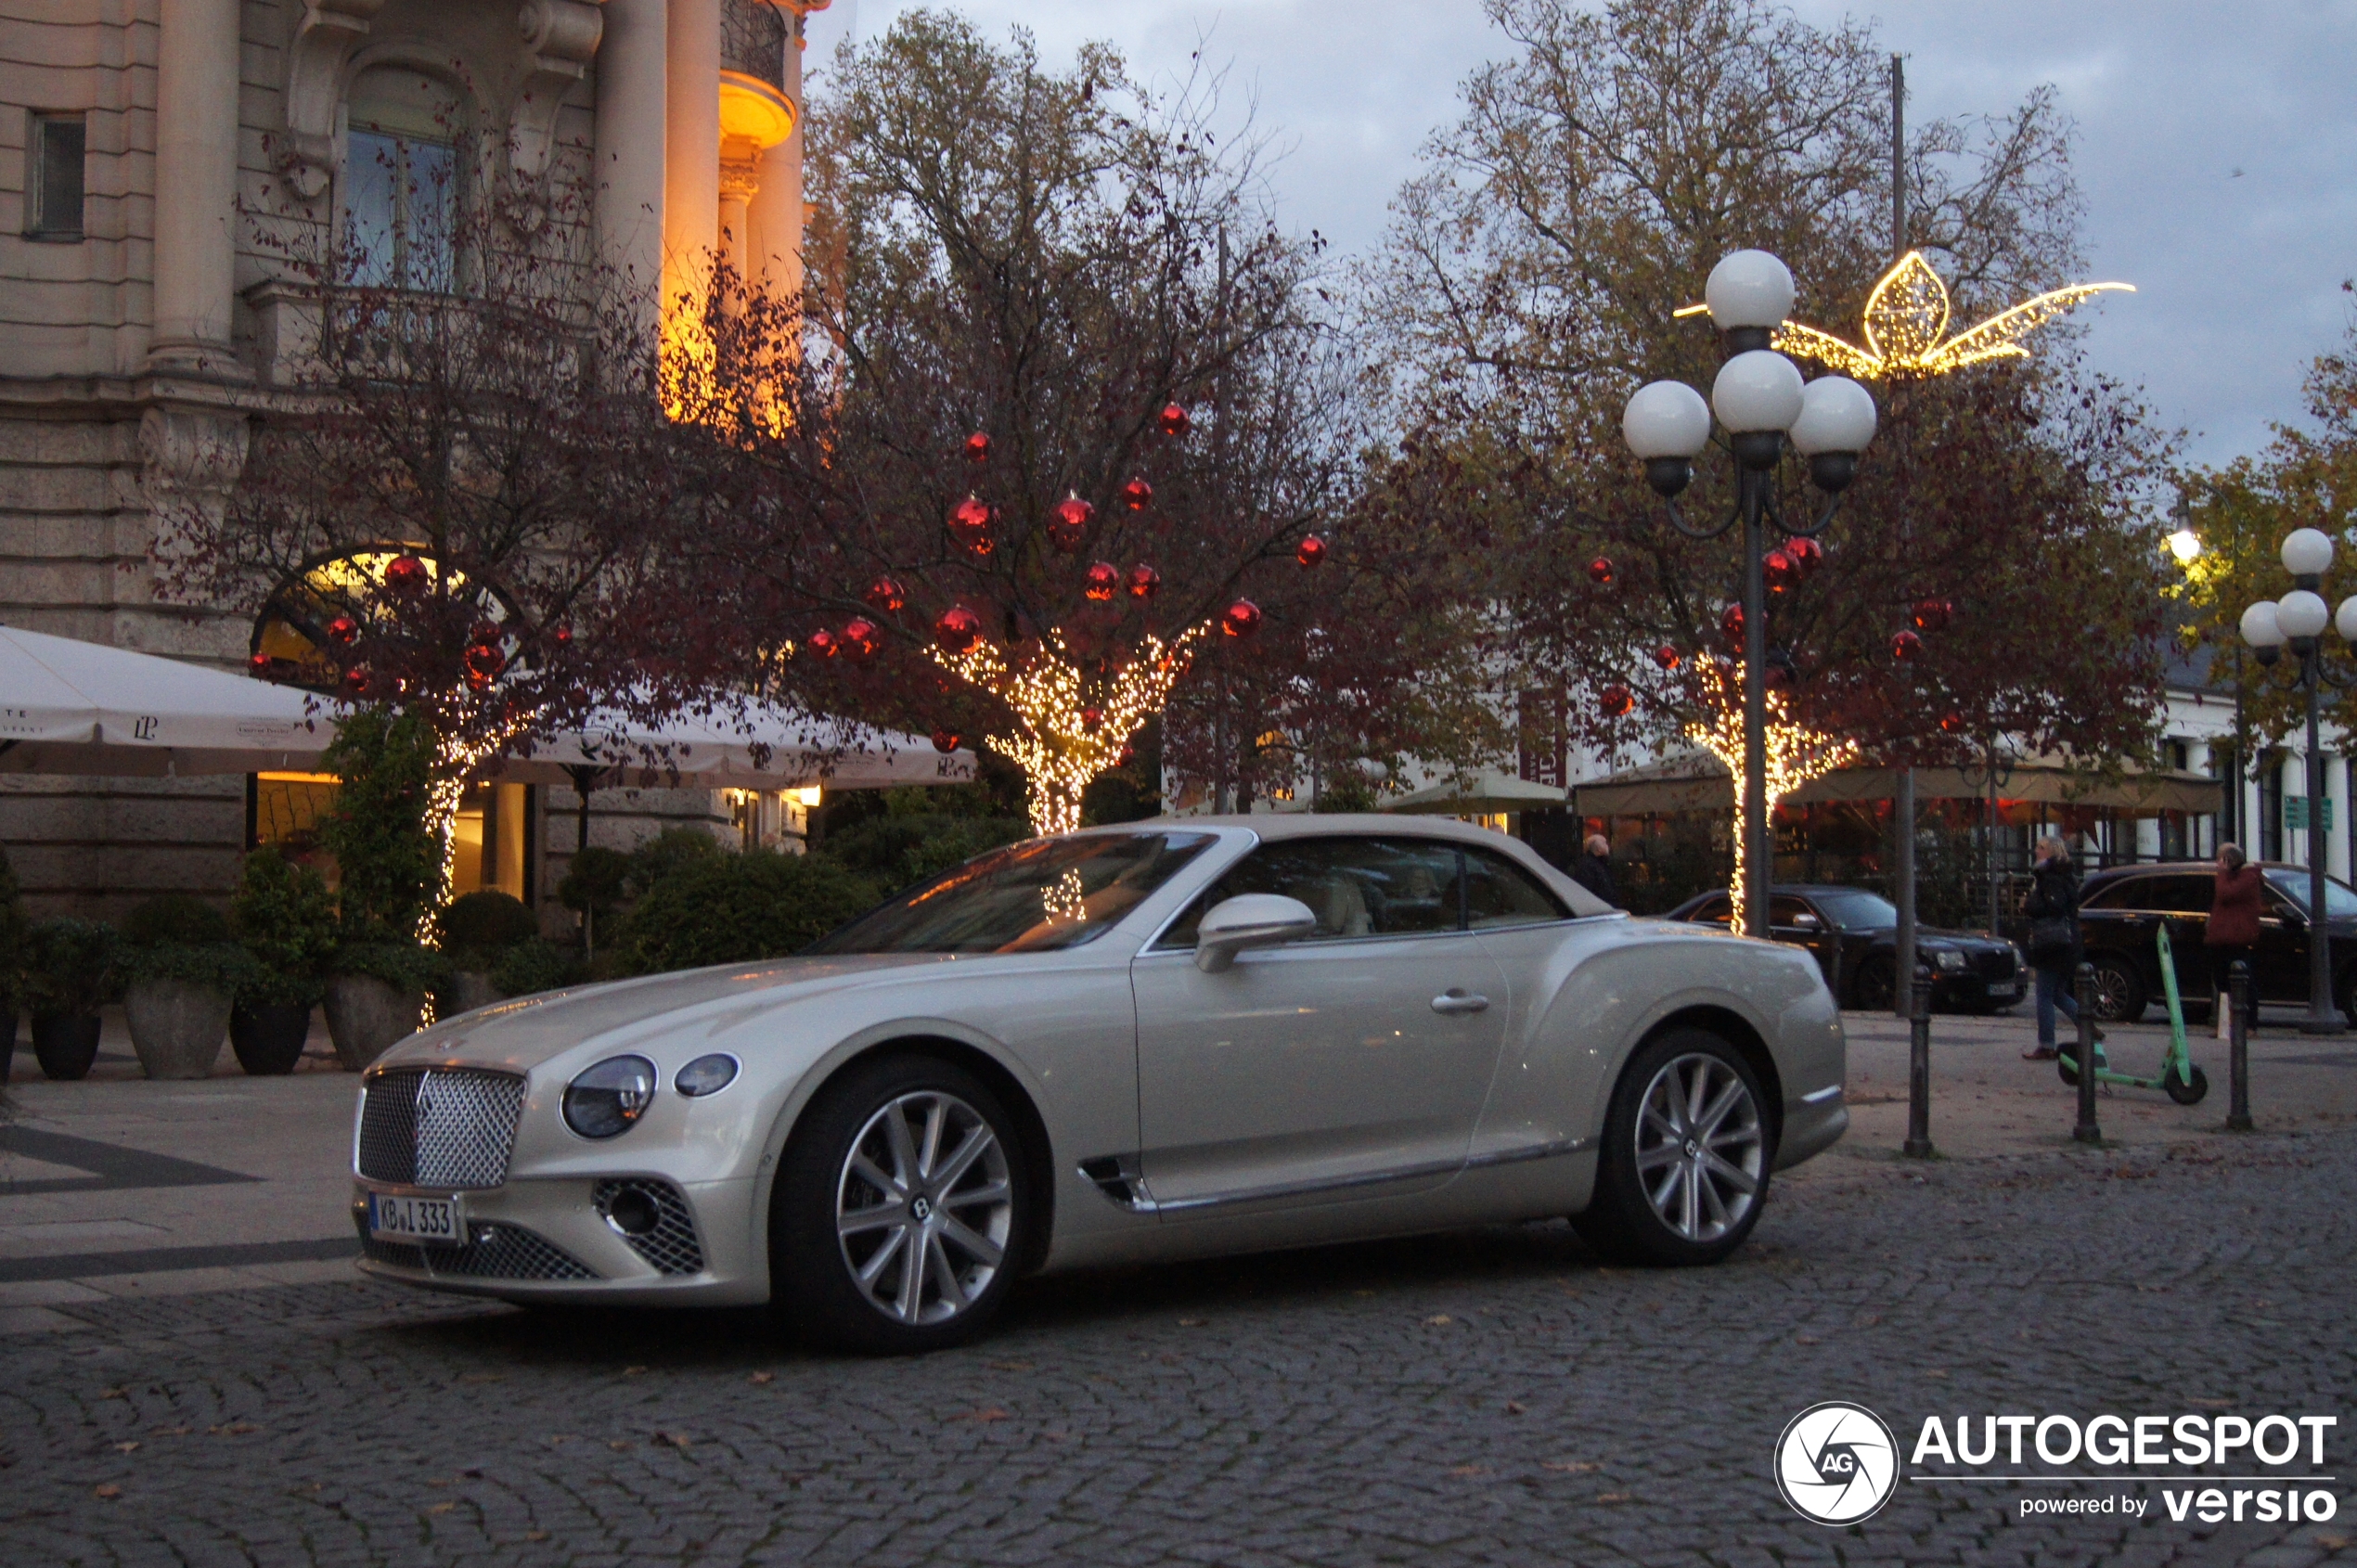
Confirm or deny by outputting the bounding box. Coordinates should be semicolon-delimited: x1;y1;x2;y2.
1129;835;1511;1211
2256;882;2311;1003
2140;872;2215;1005
1769;894;1838;988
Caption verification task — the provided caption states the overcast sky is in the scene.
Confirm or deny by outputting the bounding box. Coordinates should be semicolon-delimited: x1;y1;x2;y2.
805;2;2357;469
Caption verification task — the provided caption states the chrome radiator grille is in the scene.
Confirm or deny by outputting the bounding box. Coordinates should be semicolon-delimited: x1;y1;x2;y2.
357;1069;527;1189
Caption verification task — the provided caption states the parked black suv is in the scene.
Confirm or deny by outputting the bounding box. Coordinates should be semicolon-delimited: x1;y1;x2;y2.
1663;884;2027;1013
2073;861;2357;1024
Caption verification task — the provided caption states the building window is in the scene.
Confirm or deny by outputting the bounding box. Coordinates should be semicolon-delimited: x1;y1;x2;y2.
25;111;85;239
2260;752;2284;862
341;69;462;291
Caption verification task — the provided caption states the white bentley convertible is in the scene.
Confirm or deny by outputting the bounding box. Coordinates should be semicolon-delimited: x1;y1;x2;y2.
353;816;1847;1352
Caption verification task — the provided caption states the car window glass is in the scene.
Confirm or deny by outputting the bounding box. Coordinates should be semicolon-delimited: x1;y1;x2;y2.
2145;874;2214;914
808;831;1216;955
1155;837;1465;948
1810;889;1897;930
2077;878;2138;910
1769;895;1818;928
1687;893;1733;926
2265;868;2357;919
1462;845;1570;928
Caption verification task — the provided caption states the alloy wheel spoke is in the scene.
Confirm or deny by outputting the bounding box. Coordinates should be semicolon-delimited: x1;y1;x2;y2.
1683;1064;1716;1133
915;1096;947;1184
1694;1080;1746;1139
925;1230;968;1308
883;1101;921;1192
856;1224;908;1287
931;1125;996;1195
893;1229;926;1320
1679;1156;1702;1238
1636;1141;1683;1172
838;1202;903;1239
850;1152;904;1201
1641;1102;1683;1143
937;1212;1004;1269
1707;1120;1760;1153
944;1179;1011;1211
1702;1149;1759;1195
1698;1164;1732;1228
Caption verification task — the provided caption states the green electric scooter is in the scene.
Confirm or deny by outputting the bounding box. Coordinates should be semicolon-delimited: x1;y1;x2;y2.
2058;923;2209;1104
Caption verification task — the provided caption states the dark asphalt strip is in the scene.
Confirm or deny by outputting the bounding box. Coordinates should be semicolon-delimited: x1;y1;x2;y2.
0;1236;359;1283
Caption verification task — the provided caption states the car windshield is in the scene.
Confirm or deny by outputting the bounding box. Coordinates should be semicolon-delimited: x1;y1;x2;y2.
2263;868;2357;920
806;831;1217;955
1809;890;1900;931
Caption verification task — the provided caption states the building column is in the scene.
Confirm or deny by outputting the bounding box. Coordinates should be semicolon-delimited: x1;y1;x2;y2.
748;4;815;300
147;0;244;377
596;0;668;316
663;0;722;312
718;159;757;287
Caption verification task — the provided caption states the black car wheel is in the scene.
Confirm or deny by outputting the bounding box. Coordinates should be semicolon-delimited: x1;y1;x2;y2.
1572;1027;1775;1267
2087;955;2147;1024
770;1053;1035;1355
1848;958;1895;1012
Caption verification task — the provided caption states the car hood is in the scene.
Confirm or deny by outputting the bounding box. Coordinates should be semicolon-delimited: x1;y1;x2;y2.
380;953;966;1074
1853;925;2009;948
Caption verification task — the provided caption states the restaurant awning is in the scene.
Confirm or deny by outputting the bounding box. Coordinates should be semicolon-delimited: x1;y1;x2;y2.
495;704;978;790
0;625;341;776
1381;767;1569;815
1569;750;2223;818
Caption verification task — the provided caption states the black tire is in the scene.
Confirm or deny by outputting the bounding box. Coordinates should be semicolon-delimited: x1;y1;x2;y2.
1572;1027;1776;1267
1848;958;1895;1012
769;1053;1035;1355
2087;956;2147;1024
2164;1062;2209;1106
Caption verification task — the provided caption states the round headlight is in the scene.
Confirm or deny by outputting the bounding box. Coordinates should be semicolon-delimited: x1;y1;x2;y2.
675;1053;739;1098
1934;948;1966;970
563;1055;656;1138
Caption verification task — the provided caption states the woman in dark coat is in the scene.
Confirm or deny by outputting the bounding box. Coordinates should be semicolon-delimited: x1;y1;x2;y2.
2206;843;2263;1037
2023;834;2105;1061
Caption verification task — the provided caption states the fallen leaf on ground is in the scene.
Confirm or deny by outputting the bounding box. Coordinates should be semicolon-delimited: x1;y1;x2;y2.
113;1442;139;1454
209;1423;259;1436
985;1361;1033;1372
1505;1401;1526;1415
749;1372;774;1385
655;1432;691;1449
100;1388;126;1401
1543;1460;1598;1473
608;1440;632;1451
956;1407;1011;1423
2187;1397;2233;1408
1856;1313;1882;1327
94;1484;121;1499
622;1367;648;1377
1598;1492;1632;1503
523;1531;551;1543
429;1502;456;1515
1423;1315;1453;1327
2313;1536;2348;1549
1178;1317;1206;1327
1446;1465;1488;1477
1924;1369;1949;1379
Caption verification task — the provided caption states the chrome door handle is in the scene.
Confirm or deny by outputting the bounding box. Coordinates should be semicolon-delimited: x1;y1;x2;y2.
1431;989;1490;1015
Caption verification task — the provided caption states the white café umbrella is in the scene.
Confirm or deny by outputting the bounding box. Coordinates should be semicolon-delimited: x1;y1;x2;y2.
1379;767;1569;815
0;625;341;776
498;701;978;790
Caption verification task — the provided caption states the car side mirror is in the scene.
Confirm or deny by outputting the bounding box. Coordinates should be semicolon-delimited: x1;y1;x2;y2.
1788;912;1820;929
1195;893;1320;973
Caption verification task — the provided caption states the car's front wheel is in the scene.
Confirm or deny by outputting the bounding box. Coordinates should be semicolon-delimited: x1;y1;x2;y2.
770;1053;1033;1354
1573;1027;1775;1267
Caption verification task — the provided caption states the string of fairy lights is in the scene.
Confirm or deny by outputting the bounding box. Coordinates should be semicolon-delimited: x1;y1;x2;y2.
1682;662;1859;932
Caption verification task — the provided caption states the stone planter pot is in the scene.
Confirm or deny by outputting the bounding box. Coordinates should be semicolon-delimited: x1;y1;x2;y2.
31;1011;102;1080
124;978;231;1080
0;1008;16;1086
323;974;427;1071
447;971;505;1016
230;1003;312;1076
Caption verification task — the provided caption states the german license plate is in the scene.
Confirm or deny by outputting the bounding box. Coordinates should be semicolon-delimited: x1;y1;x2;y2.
369;1192;463;1248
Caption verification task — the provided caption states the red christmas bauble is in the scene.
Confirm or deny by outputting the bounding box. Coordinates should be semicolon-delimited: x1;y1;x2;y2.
1587;556;1615;585
341;663;372;694
842;617;880;659
324;615;359;646
1084;561;1120;601
1764;547;1796;594
1157;402;1191;438
467;621;501;648
1786;536;1823;574
249;653;271;675
1050;493;1095;552
948;495;996;555
1080;705;1104;732
1939;711;1964;733
463;642;506;680
465;668;494;691
964;431;991;464
385;554;428;596
1121;477;1153;511
931;729;960;753
865;574;907;613
1126;563;1161;599
1911;597;1953;633
1600;684;1633;717
1653;645;1682;672
1891;629;1923;662
808;627;839;659
1295;535;1328;567
551;624;573;646
934;605;984;653
1720;604;1745;643
1221;598;1262;638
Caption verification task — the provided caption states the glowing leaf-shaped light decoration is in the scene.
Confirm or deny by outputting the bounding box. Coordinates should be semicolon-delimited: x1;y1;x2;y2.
1768;251;2133;381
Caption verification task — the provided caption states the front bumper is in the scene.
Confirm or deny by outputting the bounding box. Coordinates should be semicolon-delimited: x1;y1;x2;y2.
350;1175;769;1307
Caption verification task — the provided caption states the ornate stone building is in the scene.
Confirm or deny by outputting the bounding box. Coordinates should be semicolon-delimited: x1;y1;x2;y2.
0;0;826;915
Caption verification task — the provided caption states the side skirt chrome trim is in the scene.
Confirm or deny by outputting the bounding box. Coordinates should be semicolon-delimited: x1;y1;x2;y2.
1798;1084;1844;1104
1079;1136;1591;1216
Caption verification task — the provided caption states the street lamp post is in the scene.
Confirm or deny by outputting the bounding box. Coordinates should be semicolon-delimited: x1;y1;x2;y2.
2238;526;2354;1036
1622;251;1879;938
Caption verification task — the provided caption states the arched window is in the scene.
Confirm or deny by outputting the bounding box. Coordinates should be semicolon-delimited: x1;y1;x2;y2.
341;66;463;291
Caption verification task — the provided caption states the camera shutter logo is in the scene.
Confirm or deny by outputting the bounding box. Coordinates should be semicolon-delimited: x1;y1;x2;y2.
1775;1402;1900;1524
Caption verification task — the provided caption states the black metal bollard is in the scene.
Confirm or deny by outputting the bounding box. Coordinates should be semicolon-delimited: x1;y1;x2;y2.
1903;964;1934;1158
2227;958;2253;1132
2072;961;2102;1144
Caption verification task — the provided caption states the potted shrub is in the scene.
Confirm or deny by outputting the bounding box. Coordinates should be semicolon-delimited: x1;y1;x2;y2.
229;847;336;1075
316;711;444;1069
612;849;877;976
434;890;540;1013
488;935;582;999
22;916;118;1081
120;894;262;1080
557;845;629;961
0;846;24;1085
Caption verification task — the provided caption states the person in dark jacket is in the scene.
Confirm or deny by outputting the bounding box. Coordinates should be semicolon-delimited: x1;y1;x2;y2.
2206;842;2263;1038
1570;834;1619;909
2023;834;2105;1061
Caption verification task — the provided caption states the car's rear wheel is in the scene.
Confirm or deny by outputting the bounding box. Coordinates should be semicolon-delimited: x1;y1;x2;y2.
2088;955;2147;1023
1848;958;1894;1012
770;1054;1032;1354
1572;1027;1775;1267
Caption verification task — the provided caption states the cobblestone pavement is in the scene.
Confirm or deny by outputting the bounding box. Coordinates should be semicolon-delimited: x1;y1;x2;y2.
2;1126;2353;1567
